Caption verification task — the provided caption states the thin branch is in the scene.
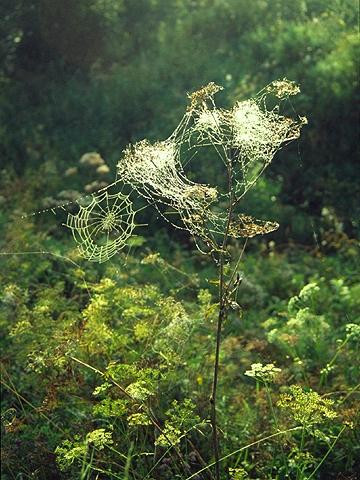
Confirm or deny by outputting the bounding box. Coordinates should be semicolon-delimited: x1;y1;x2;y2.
210;154;236;480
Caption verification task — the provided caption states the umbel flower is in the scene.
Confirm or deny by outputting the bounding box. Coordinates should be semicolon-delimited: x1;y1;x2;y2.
277;385;337;426
244;362;282;383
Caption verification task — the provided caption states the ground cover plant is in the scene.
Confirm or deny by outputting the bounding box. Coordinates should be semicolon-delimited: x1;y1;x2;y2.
1;218;359;479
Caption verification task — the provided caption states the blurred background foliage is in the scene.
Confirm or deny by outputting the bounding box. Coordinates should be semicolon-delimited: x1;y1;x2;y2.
0;0;358;243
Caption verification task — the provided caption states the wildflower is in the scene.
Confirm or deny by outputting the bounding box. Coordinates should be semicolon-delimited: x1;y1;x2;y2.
345;323;360;340
229;467;249;480
125;381;154;401
298;282;320;302
244;362;282;382
92;382;112;396
128;413;152;426
86;428;113;449
155;424;182;447
141;252;161;265
320;364;336;375
55;438;87;471
277;385;337;426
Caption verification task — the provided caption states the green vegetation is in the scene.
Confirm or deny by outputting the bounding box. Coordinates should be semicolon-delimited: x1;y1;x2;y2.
1;1;359;479
1;226;359;478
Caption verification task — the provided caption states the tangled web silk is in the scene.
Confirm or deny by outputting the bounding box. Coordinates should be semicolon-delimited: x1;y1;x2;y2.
115;79;305;251
187;79;307;200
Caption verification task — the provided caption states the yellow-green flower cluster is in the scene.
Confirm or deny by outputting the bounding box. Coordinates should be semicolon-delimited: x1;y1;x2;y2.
277;385;337;426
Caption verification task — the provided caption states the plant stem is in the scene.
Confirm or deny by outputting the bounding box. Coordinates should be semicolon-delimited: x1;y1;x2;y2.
210;285;226;480
307;425;346;479
210;159;234;480
296;426;306;480
264;383;288;475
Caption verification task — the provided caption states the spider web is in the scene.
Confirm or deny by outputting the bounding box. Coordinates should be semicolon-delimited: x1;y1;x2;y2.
186;79;307;201
116;79;306;252
65;190;136;263
117;122;222;252
14;79;305;261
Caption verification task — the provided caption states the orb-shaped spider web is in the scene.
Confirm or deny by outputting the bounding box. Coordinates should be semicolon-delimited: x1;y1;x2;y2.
65;191;136;263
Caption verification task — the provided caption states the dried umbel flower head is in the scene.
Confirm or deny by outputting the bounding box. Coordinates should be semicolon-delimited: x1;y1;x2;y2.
187;84;228;147
345;323;360;340
187;82;223;111
229;214;279;238
266;78;301;99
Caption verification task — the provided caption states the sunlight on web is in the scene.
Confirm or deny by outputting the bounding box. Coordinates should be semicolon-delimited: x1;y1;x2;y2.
115;78;306;253
117;122;222;252
188;78;307;201
65;191;136;263
14;78;305;261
